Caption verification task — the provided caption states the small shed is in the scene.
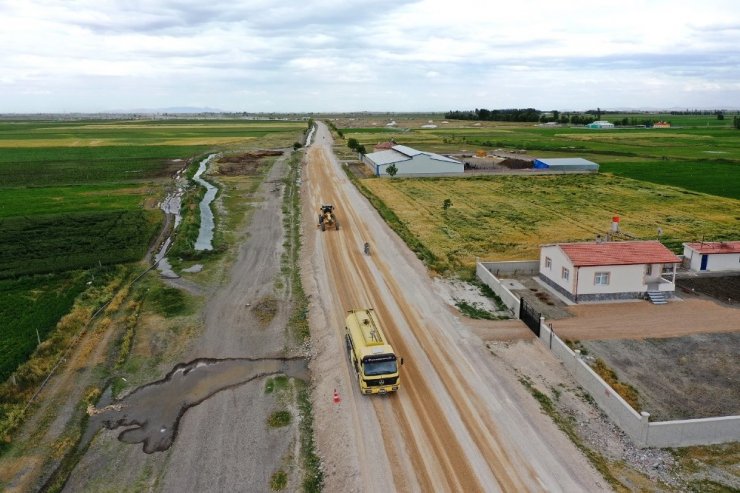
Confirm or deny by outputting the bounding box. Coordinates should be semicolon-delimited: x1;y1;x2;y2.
587;120;614;129
683;241;740;272
533;157;599;171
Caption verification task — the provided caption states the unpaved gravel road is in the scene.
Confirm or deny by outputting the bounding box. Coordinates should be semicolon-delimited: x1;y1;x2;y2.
303;123;610;492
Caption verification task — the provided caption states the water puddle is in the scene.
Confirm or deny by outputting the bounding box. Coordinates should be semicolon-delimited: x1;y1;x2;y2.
155;155;216;277
305;125;316;146
85;357;308;453
182;264;203;273
160;188;183;229
154;237;178;278
193;154;218;251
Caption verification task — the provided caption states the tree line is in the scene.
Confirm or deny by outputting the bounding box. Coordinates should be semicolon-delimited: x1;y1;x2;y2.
445;108;541;122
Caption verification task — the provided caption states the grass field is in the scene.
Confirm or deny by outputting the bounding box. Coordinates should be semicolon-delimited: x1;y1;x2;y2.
0;273;88;382
360;173;740;273
340;115;740;200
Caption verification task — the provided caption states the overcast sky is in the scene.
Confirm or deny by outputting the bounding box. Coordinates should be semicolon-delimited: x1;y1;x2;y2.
1;0;739;113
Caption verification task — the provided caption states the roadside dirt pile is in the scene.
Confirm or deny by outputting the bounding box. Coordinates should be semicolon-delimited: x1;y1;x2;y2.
217;150;283;175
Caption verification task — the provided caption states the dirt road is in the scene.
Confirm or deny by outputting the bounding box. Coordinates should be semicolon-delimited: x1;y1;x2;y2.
303;124;609;492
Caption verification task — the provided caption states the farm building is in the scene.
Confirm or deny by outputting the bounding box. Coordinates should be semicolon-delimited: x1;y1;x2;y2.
532;157;599;171
362;145;464;177
539;240;681;303
683;241;740;272
586;120;615;129
653;121;671;128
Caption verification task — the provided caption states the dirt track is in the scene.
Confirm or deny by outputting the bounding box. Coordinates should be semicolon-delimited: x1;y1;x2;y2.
304;124;608;492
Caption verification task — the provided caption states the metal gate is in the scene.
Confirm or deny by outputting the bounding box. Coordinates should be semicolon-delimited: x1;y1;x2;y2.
519;298;541;336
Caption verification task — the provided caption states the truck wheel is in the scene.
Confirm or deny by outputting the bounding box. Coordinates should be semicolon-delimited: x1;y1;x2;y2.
321;222;325;231
335;221;340;230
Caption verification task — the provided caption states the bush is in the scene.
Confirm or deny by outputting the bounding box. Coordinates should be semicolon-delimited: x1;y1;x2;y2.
267;410;291;427
147;286;189;317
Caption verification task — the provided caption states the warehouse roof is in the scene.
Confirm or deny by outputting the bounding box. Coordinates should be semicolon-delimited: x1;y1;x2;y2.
364;145;461;166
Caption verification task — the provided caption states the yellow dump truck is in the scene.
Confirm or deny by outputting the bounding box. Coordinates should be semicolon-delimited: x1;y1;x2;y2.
345;308;401;394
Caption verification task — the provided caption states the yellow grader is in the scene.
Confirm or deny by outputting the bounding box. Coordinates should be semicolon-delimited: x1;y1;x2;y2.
317;204;339;231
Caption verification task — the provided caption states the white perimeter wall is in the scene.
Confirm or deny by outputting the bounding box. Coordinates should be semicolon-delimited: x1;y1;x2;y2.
478;264;740;448
538;321;740;448
476;262;523;315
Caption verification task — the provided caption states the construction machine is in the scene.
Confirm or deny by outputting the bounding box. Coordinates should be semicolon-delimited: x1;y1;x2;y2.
318;204;339;231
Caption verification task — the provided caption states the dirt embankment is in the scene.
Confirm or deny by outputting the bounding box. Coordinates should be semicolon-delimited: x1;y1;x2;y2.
216;150;284;176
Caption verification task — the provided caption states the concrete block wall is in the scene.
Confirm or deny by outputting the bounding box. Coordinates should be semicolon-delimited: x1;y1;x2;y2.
538;321;740;448
646;416;740;447
476;262;521;314
538;323;646;442
477;260;740;448
479;260;539;276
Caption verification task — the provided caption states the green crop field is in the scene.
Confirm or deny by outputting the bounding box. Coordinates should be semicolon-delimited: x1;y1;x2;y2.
601;161;739;199
360;173;740;273
0;184;153;218
0;273;88;382
0;118;304;381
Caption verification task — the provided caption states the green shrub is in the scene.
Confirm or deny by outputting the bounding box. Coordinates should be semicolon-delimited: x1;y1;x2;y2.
267;410;291;428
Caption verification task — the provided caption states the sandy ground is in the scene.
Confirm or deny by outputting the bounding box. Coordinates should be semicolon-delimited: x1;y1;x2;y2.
303;123;608;492
549;298;740;340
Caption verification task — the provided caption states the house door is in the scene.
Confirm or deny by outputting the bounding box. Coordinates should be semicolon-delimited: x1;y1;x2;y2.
700;254;708;271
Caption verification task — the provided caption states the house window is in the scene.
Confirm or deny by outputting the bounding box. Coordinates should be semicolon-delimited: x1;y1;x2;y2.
594;272;610;285
645;264;653;275
545;257;552;269
561;267;569;280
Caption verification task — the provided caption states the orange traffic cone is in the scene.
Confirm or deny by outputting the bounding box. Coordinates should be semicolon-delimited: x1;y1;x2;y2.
333;389;341;404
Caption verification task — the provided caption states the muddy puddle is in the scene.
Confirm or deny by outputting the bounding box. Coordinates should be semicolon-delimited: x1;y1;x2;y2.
85;357;308;453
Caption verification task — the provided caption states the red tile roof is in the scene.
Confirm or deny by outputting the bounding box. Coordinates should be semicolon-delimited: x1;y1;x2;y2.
557;241;681;267
684;241;740;254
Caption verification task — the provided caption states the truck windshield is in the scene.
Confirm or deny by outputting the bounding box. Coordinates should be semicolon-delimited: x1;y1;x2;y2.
363;358;397;376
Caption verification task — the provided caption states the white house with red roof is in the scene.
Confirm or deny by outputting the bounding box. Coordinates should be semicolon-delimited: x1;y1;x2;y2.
683;241;740;272
539;240;681;303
